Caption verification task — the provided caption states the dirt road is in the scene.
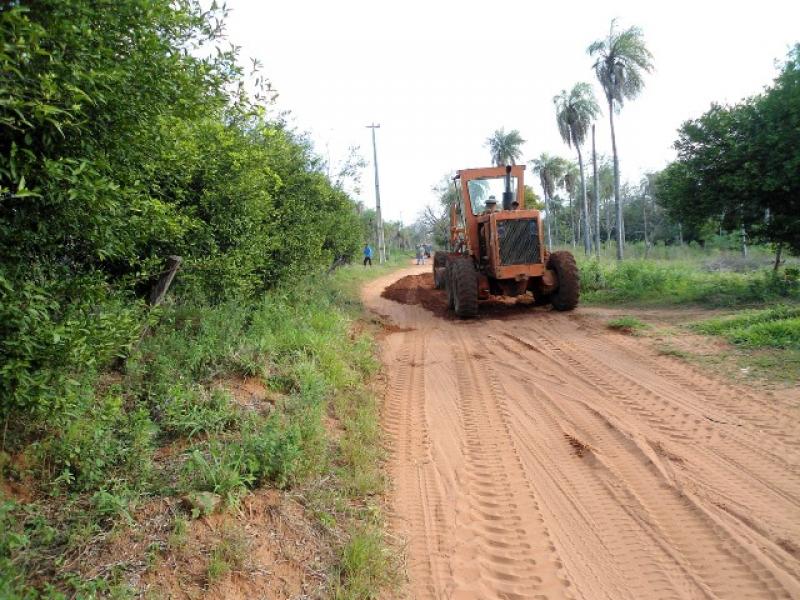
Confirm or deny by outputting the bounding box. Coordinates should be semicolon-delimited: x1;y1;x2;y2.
364;265;800;600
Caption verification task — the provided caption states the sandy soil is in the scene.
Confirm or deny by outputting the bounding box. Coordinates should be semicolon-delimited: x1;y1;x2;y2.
364;265;800;600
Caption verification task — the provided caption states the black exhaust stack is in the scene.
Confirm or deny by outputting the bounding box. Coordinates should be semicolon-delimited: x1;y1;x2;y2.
502;165;513;210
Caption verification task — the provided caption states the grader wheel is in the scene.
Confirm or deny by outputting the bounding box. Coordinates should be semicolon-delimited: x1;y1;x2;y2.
433;252;447;289
548;251;580;311
445;259;455;309
451;258;478;318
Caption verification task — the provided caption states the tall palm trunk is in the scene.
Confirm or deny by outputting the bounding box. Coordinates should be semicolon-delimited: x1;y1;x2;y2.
575;143;591;256
608;99;624;260
569;194;576;247
543;189;553;249
592;124;600;260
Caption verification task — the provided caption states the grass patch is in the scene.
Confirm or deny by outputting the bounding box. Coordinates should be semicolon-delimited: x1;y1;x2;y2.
332;527;393;600
694;306;800;349
579;258;800;307
655;342;691;359
206;526;248;583
607;316;648;334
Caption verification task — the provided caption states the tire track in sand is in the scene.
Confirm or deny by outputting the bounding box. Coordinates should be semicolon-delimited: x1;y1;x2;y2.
493;321;798;596
446;333;572;599
382;329;447;596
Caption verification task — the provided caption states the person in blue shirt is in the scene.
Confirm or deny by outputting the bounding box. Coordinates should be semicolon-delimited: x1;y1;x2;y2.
363;243;373;266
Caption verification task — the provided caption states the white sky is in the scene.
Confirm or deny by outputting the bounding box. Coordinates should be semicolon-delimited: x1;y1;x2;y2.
225;0;799;223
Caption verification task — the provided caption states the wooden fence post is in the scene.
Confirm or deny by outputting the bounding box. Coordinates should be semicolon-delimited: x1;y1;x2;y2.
149;255;182;306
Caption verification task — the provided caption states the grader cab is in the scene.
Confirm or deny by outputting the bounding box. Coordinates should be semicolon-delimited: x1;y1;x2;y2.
433;165;579;318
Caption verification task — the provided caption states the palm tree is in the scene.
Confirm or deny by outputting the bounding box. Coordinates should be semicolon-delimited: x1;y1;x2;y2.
588;20;654;260
485;128;525;166
554;83;599;256
530;154;568;248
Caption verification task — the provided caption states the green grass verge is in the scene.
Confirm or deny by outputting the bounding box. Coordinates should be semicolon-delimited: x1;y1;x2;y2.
0;256;408;598
579;258;800;307
694;305;800;349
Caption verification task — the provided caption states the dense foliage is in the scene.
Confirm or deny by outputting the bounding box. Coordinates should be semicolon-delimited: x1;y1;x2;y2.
656;45;800;254
0;5;378;592
1;1;362;422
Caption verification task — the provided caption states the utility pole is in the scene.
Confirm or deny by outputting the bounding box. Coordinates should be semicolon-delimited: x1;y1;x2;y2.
366;123;386;264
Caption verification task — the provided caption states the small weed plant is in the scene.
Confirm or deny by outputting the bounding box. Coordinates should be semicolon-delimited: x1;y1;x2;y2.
607;316;648;334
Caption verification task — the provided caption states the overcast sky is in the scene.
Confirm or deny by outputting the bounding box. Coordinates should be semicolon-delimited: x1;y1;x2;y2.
225;0;799;223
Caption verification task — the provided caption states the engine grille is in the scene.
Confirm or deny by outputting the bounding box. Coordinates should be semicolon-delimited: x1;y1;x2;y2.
497;218;541;265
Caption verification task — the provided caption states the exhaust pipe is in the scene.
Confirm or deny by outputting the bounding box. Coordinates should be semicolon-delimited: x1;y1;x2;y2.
502;165;513;210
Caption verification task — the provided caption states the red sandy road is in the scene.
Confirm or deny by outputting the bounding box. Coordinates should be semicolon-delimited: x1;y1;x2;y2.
365;265;800;600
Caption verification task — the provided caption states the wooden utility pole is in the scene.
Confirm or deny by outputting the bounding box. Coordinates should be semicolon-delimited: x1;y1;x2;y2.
366;123;386;264
149;255;182;306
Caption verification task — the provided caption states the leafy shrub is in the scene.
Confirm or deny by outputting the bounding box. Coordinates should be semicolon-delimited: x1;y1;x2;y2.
0;272;143;419
35;397;155;493
579;259;606;292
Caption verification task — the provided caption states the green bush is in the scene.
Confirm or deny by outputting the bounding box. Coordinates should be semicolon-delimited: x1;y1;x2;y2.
0;0;362;439
0;272;144;419
0;1;386;595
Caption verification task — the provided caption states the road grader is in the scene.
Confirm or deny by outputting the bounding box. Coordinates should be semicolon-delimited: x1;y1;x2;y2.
433;165;579;318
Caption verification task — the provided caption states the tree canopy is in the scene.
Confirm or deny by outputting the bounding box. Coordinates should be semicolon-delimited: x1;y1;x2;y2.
656;45;800;254
0;0;364;418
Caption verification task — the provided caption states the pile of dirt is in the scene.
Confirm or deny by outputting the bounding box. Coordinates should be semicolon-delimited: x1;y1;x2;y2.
381;272;547;320
381;273;451;318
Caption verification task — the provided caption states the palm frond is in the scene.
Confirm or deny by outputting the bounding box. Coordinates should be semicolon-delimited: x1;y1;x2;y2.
554;83;599;149
485;128;526;165
588;20;653;110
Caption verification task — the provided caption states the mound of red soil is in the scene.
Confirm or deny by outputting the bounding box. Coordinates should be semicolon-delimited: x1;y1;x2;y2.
381;273;451;318
381;272;548;320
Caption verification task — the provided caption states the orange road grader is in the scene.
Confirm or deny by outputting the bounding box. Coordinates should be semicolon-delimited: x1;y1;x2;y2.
433;165;579;318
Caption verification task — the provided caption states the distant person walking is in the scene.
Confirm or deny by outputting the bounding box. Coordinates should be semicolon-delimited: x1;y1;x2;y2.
416;245;425;265
363;243;373;267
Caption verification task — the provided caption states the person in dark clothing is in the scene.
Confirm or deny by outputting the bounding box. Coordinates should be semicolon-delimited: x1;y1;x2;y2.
363;243;373;266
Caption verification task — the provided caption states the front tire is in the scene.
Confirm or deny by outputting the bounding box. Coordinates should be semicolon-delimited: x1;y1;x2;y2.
446;259;455;309
452;259;478;318
548;251;579;311
433;252;447;289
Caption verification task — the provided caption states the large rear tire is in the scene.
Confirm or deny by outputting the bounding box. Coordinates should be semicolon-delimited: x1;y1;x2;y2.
452;259;478;318
434;267;446;290
446;259;455;309
433;252;447;289
548;251;579;311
